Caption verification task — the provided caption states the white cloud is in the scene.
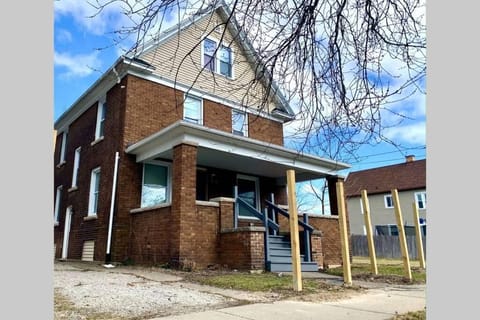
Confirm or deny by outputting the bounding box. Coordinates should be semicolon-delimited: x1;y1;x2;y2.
56;28;72;43
54;0;129;36
54;50;102;79
383;122;426;145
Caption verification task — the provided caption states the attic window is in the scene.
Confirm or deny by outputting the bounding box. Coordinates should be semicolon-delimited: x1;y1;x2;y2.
202;37;234;78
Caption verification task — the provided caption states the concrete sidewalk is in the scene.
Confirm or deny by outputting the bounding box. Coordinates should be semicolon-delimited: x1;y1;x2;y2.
149;284;426;320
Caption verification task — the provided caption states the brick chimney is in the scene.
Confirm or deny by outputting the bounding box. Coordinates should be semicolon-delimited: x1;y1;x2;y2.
405;154;415;162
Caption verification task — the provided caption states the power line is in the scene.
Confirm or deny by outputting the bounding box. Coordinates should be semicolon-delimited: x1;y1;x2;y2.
354;145;426;160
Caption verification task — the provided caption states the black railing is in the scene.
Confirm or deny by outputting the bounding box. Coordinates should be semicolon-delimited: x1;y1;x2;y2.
265;198;313;262
233;187;315;264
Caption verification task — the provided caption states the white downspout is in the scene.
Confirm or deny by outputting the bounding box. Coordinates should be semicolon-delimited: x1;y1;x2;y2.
104;151;120;267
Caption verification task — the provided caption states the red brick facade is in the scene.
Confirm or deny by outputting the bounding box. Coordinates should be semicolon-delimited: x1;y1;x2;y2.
53;72;342;271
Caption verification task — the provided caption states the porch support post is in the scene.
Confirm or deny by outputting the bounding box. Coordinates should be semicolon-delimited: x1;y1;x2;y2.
286;169;302;292
326;175;342;215
170;142;198;267
336;180;352;286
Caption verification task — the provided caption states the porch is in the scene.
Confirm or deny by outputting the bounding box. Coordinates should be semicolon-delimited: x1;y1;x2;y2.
125;120;350;270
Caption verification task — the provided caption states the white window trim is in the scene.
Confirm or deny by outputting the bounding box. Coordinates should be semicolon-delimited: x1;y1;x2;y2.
384;194;394;209
94;96;106;140
201;35;235;80
71;147;81;188
88;167;101;216
54;185;63;225
236;173;260;219
359;198;364;214
58;131;67;165
232;109;248;137
183;94;204;125
414;191;427;209
141;160;172;208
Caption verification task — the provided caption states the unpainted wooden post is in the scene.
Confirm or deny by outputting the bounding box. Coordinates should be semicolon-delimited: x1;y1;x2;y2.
412;202;426;269
336;181;352;285
286;169;302;291
391;189;412;280
361;189;378;275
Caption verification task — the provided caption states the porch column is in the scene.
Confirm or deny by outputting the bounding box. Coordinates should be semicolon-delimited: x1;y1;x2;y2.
326;176;345;215
170;142;198;267
326;175;352;260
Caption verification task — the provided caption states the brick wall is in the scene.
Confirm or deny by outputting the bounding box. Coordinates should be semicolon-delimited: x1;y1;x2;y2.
123;75;184;148
54;79;126;261
248;113;283;146
203;99;232;132
128;206;172;265
308;216;343;268
219;229;265;270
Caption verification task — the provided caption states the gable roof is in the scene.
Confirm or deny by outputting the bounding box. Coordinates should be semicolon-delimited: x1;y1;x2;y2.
344;158;426;197
130;1;295;119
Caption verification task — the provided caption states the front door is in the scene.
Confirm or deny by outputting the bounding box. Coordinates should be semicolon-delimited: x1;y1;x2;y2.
61;206;73;259
236;174;260;218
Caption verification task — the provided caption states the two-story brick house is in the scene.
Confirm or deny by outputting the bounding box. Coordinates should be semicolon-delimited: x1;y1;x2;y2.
53;3;350;271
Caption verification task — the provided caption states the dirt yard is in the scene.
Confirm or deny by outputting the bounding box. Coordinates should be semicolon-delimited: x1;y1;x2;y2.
54;261;365;320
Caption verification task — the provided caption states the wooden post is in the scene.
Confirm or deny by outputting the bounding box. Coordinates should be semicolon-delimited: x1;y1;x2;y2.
336;181;352;285
286;169;302;291
361;190;378;275
412;202;426;269
391;189;412;281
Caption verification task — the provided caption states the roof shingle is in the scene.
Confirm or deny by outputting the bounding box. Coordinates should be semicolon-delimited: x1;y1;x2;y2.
344;159;426;197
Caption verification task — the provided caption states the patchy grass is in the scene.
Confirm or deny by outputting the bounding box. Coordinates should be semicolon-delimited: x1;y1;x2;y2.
195;272;319;292
392;309;426;320
325;257;426;284
182;270;364;302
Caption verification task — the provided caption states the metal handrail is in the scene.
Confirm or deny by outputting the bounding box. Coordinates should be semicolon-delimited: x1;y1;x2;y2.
265;200;314;232
235;197;280;232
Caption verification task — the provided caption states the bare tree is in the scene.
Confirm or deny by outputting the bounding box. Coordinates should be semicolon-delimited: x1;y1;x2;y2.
87;0;424;159
85;0;425;211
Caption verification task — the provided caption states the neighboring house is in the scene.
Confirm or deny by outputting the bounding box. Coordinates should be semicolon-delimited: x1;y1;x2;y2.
344;156;426;236
53;3;350;271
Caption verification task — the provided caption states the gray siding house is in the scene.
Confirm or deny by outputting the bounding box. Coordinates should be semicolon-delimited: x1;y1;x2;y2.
344;156;426;235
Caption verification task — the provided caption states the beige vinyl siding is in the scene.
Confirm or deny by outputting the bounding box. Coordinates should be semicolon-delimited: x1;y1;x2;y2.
139;11;277;113
347;189;427;235
81;240;95;261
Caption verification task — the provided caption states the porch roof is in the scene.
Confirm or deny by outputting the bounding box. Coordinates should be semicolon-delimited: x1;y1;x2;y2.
125;121;350;183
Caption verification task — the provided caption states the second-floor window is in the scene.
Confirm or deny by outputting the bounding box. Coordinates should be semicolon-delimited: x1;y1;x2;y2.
95;97;106;140
384;194;394;208
232;110;248;136
183;95;203;125
71;147;81;188
58;131;67;165
415;191;427;209
202;37;234;78
88;167;101;216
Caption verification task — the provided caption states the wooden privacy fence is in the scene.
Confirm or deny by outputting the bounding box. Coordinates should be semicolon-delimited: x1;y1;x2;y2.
351;235;427;260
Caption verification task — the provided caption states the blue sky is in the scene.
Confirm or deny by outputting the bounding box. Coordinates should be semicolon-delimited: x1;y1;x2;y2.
54;1;426;177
